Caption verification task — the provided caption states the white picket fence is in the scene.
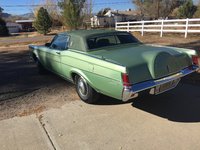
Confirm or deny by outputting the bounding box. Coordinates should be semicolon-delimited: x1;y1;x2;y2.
115;18;200;38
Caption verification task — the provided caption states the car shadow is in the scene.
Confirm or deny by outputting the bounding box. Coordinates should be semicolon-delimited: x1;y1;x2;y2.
95;82;200;123
0;48;65;101
131;83;200;123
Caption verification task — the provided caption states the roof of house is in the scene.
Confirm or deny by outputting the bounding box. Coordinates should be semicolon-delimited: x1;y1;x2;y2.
105;10;139;17
15;20;34;23
116;10;139;16
6;22;21;26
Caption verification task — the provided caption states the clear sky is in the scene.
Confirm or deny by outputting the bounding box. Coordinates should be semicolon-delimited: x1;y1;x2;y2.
0;0;199;15
0;0;134;15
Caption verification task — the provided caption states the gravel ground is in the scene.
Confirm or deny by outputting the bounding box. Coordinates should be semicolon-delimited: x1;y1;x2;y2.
0;36;53;47
133;32;200;50
0;34;200;121
0;46;78;120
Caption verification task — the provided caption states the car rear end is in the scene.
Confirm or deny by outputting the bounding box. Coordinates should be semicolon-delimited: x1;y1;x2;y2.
86;31;200;102
121;55;200;102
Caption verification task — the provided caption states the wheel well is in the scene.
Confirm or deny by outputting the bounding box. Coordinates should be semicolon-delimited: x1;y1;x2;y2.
71;72;79;83
32;53;37;62
71;72;98;93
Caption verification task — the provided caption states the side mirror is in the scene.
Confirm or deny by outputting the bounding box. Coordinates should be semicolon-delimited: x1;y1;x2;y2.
45;43;51;47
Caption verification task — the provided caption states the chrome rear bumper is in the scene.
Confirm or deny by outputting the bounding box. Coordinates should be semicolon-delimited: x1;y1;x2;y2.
122;65;200;102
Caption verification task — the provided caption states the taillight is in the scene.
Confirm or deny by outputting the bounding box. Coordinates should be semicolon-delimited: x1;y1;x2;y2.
192;55;200;66
122;73;131;86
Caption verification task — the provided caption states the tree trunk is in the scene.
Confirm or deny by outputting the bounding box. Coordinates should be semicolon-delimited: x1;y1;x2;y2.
157;0;160;19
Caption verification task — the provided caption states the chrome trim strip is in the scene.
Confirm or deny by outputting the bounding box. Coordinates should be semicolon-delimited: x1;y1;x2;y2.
122;65;200;102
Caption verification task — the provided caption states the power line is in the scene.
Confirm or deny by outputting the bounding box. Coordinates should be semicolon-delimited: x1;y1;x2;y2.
0;1;132;7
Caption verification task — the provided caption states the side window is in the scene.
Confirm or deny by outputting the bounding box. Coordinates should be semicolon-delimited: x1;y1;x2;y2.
50;35;69;50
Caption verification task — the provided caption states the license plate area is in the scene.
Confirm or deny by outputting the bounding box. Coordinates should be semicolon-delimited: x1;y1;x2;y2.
155;78;180;95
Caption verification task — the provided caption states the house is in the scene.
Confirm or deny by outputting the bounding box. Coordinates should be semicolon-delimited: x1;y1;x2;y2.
91;16;115;28
105;9;140;22
91;9;140;28
15;20;34;32
6;22;22;34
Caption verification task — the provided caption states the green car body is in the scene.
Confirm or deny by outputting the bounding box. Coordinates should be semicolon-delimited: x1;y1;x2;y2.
29;30;200;103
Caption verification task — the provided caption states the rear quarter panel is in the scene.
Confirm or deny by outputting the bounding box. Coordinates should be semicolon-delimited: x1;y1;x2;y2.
60;50;126;100
150;44;199;58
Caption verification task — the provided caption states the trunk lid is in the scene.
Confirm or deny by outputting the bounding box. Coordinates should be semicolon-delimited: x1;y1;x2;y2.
89;44;192;84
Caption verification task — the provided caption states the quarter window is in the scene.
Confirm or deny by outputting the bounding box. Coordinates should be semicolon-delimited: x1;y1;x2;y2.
50;35;69;50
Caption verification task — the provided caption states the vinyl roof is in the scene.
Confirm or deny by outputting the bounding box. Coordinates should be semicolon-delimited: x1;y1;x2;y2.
59;29;127;52
63;29;120;38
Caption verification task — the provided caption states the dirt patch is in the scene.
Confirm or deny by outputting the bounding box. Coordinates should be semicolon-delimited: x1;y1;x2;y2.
0;84;79;120
133;32;200;50
0;46;79;121
0;35;53;47
18;106;46;117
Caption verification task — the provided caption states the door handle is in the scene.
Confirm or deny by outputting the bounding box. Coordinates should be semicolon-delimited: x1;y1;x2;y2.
56;52;60;55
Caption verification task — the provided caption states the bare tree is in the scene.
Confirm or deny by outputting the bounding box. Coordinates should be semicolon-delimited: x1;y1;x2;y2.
43;0;62;26
132;0;144;17
84;0;93;17
31;0;62;26
133;0;186;19
58;0;86;30
193;0;200;18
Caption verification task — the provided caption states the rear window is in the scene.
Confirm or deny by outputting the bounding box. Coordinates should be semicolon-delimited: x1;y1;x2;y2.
87;33;139;50
117;34;138;44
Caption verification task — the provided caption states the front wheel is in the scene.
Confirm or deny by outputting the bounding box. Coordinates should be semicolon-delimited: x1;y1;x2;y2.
36;60;48;75
75;75;100;104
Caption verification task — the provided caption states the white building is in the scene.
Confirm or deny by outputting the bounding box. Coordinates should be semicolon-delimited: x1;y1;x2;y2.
91;16;115;28
15;20;34;32
91;9;139;28
6;22;22;34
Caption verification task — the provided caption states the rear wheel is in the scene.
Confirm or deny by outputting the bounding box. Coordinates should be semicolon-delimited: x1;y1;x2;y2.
75;75;100;104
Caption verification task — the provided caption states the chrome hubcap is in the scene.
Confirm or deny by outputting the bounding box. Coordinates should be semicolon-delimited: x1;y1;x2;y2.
78;78;88;96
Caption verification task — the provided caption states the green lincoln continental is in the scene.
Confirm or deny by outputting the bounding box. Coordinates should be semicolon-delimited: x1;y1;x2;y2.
29;30;200;103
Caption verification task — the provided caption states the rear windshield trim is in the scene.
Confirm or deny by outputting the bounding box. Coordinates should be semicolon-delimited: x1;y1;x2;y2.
86;33;140;50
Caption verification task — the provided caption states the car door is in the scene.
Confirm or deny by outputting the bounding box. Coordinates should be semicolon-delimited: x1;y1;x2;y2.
47;35;69;75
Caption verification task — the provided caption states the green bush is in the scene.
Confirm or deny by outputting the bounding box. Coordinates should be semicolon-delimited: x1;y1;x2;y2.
0;17;9;36
177;0;197;18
